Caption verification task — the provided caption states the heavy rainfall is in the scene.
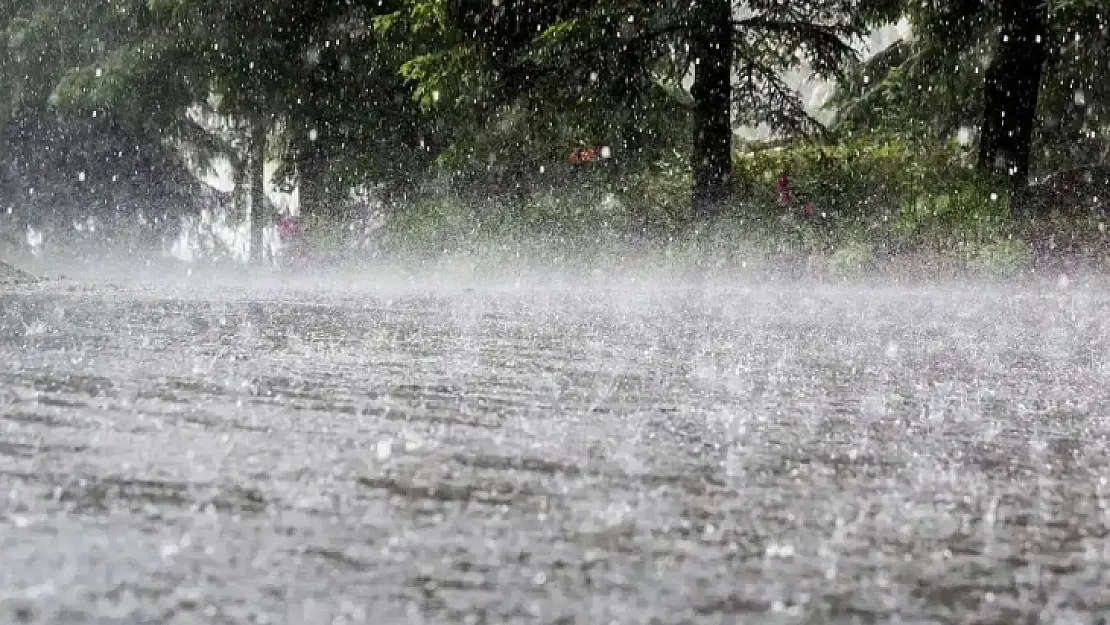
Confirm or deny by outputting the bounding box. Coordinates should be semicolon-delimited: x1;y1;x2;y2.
1;1;1110;624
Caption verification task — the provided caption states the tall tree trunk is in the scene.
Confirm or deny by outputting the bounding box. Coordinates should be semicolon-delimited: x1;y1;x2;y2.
0;103;10;203
977;0;1047;196
231;152;248;259
295;139;327;224
248;115;267;265
690;0;733;220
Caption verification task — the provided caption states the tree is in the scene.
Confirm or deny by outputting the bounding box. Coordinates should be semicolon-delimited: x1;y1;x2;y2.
1034;0;1110;173
43;0;263;256
690;0;734;219
1;0;203;246
155;0;311;263
52;0;445;262
401;0;868;219
277;2;442;222
976;0;1048;187
830;0;1110;196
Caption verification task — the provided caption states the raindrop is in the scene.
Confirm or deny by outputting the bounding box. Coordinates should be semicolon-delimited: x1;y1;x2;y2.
765;543;795;558
375;439;392;461
884;341;899;359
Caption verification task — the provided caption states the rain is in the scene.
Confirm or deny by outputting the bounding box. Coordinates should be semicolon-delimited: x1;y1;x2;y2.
2;1;1110;623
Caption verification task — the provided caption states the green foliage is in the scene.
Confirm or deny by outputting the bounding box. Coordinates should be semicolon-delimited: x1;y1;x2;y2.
728;132;1032;268
733;133;974;220
2;0;1108;272
831;0;1110;177
0;0;203;230
399;0;875;207
622;150;695;234
1036;0;1110;172
374;183;637;270
894;178;1007;241
355;127;1048;275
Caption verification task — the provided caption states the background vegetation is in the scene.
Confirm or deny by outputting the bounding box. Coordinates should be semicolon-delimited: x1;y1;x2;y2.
0;0;1108;273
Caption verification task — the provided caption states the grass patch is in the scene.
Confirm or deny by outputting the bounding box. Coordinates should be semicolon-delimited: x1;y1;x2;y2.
297;133;1110;277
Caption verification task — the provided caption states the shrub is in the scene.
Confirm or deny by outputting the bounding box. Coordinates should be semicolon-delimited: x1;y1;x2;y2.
730;132;1026;266
317;130;1108;274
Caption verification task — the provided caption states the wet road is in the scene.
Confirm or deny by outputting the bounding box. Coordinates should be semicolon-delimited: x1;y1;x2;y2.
2;276;1110;624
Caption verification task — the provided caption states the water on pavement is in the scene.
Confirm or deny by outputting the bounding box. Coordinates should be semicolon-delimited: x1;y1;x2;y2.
2;273;1110;624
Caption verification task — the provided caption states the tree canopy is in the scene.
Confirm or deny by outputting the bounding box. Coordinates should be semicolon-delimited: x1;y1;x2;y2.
832;0;1110;189
1;0;1108;261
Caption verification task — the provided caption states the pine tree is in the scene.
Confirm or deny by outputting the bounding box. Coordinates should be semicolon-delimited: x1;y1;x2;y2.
49;0;433;263
401;0;869;219
831;0;1110;196
1;0;194;238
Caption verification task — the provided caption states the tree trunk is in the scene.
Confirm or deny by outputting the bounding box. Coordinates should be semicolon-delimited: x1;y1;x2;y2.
248;115;267;265
977;0;1047;195
689;0;733;220
231;152;248;259
0;105;10;203
295;139;327;224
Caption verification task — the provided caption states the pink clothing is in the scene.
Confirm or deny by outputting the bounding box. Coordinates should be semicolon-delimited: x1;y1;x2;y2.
277;216;299;240
774;174;814;218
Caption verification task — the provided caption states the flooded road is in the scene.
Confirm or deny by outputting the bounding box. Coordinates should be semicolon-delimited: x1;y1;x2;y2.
2;275;1110;624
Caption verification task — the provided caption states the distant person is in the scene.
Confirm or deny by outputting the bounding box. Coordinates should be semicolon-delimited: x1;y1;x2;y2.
775;174;813;218
276;215;307;266
567;146;610;166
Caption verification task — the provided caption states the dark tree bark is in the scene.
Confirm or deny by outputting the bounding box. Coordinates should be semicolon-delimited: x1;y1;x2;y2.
295;139;328;224
690;0;733;220
230;149;248;261
977;0;1048;195
248;116;267;265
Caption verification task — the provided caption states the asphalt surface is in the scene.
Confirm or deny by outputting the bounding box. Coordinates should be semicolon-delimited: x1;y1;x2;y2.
2;274;1110;624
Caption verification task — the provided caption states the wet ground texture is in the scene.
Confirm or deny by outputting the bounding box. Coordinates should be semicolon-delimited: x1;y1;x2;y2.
2;277;1110;624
